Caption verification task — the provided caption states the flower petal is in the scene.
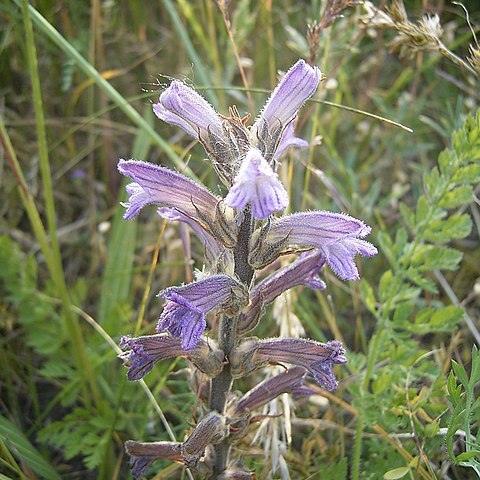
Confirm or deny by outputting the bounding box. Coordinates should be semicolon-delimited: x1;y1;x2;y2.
274;120;309;160
118;159;219;220
267;211;377;280
157;275;241;349
252;60;320;161
224;148;288;219
257;60;321;127
153;80;223;139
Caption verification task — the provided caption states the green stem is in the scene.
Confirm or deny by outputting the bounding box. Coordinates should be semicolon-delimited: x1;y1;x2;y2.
352;137;467;476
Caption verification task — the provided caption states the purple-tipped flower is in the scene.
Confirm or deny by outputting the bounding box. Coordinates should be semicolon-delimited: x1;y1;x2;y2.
119;334;224;381
233;366;311;415
230;337;347;391
125;440;182;479
253;59;321;162
255;60;321;134
263;211;378;280
118;159;220;221
153;80;223;140
239;251;326;334
224;147;288;219
157;274;244;350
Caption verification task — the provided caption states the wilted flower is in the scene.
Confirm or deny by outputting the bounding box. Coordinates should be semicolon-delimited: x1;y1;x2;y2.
232;366;312;416
181;412;227;468
125;441;182;479
230;337;347;391
125;412;226;477
119;334;224;380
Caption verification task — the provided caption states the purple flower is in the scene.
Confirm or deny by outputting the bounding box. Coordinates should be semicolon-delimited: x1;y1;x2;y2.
153;60;321;219
274;121;309;160
157;274;243;350
256;338;347;390
224;147;288;219
119;334;224;381
230;337;347;391
118;159;219;221
153;80;223;140
238;251;326;334
125;440;182;479
233;366;311;415
252;59;321;162
265;211;378;280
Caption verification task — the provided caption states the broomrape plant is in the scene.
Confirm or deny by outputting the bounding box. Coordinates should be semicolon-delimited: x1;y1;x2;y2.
118;59;377;479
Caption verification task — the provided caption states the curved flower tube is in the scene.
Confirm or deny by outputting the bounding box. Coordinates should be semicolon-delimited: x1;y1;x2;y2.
265;211;378;280
157;274;244;350
119;334;224;380
238;251;326;334
233;366;312;415
252;59;321;162
157;207;228;263
118;159;219;221
230;337;347;391
125;441;182;480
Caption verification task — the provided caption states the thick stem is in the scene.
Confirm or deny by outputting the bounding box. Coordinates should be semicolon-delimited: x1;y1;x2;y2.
210;209;254;478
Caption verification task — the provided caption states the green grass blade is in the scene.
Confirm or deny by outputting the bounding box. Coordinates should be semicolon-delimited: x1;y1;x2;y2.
15;0;197;180
0;416;61;480
162;0;218;105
